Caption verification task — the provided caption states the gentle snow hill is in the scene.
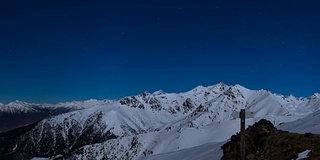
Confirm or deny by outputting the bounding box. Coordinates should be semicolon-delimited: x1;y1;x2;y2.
277;109;320;134
140;141;224;160
0;83;319;160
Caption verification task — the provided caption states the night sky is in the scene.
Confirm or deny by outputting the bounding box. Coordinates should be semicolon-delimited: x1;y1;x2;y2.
0;0;319;104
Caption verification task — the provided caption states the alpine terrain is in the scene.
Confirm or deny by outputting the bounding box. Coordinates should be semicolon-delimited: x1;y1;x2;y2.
0;83;319;159
0;99;115;132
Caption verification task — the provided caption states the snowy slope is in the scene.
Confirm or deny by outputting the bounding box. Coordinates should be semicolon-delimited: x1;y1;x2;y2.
140;141;224;160
1;83;319;159
145;108;320;160
277;109;320;134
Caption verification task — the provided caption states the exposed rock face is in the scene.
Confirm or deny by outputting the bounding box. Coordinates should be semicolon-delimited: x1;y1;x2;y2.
0;112;118;159
0;121;40;160
221;119;320;160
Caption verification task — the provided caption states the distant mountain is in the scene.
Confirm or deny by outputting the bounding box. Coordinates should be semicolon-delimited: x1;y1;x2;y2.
0;83;319;159
0;99;115;132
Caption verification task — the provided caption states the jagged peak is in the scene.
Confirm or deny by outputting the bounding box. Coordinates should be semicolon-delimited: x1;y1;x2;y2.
7;100;32;106
191;85;206;92
280;94;300;102
203;83;228;93
153;90;165;95
311;93;320;98
139;91;151;98
218;82;227;86
308;93;320;99
232;84;248;90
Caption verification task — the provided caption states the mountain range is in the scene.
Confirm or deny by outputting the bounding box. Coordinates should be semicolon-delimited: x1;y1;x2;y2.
0;99;115;132
0;83;319;159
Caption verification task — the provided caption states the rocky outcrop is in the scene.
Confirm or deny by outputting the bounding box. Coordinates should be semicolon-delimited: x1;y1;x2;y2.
221;119;320;160
0;111;118;159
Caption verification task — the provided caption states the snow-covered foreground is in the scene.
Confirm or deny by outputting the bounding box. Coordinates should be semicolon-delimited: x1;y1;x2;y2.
141;142;224;160
143;110;320;160
1;83;319;159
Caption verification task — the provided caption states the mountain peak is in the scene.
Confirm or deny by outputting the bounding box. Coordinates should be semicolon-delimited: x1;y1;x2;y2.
191;85;206;92
7;100;32;107
233;84;246;89
311;93;320;98
139;91;151;98
153;90;165;95
218;82;227;86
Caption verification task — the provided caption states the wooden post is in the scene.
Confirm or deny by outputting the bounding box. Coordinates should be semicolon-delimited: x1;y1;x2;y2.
240;109;245;160
231;109;255;160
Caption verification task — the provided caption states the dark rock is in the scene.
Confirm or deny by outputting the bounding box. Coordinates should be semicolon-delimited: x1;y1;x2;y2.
304;132;314;138
182;98;194;113
0;112;118;160
221;119;320;160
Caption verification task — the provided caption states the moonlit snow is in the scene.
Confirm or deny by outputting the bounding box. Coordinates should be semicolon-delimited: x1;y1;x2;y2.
2;83;320;159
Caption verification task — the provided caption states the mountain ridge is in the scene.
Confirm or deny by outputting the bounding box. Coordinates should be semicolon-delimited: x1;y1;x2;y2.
0;99;115;113
1;83;319;112
0;83;319;159
0;99;115;132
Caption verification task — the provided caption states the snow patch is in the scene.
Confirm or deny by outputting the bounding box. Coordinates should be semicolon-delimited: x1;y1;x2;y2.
297;150;311;160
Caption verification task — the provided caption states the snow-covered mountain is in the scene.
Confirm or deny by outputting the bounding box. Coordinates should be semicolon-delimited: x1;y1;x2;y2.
0;99;115;132
0;99;115;113
0;83;319;160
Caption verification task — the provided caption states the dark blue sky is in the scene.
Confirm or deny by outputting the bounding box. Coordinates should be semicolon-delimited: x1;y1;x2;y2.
0;0;319;104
